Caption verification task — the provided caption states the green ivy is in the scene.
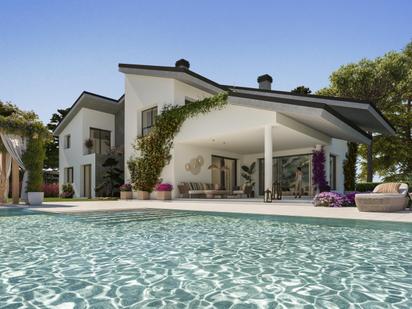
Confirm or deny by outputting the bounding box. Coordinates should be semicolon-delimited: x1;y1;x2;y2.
128;92;228;192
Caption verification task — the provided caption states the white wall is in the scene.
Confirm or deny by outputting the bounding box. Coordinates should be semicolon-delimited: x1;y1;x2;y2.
59;108;115;198
123;75;213;182
124;75;175;181
327;138;347;193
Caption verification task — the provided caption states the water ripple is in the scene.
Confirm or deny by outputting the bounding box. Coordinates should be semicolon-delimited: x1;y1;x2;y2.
0;209;411;308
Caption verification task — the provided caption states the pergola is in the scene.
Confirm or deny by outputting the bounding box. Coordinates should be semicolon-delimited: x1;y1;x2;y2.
0;102;49;205
0;136;24;204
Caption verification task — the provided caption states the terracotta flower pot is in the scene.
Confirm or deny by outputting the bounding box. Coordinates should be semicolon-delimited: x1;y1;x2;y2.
157;191;171;200
120;191;133;200
137;191;150;200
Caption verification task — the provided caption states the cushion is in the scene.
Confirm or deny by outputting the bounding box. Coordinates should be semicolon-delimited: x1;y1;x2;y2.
373;182;401;193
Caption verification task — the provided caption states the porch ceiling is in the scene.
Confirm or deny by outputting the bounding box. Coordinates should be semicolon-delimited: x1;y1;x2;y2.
228;93;372;145
178;125;326;155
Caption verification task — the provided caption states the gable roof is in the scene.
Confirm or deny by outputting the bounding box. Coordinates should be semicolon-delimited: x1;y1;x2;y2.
119;62;395;137
54;91;123;135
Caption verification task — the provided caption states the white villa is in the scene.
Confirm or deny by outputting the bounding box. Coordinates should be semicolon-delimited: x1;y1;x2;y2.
54;59;395;199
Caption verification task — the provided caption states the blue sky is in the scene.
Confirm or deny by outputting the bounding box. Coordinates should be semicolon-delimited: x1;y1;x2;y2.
1;0;411;123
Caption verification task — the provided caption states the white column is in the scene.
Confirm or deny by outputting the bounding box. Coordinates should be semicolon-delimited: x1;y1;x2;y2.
264;125;273;192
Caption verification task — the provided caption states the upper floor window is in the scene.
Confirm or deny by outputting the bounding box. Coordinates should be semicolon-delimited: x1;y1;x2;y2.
90;128;111;154
64;135;71;149
142;106;157;136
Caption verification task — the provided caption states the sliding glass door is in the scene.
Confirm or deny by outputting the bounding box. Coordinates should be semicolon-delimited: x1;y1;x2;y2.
259;154;312;196
211;155;237;190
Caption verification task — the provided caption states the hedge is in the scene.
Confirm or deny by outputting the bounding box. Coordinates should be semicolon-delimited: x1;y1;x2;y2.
356;182;411;192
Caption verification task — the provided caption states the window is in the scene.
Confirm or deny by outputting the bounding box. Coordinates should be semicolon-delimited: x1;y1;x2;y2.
258;154;312;196
142;106;157;136
330;155;337;190
90;128;111;154
64;167;73;184
64;135;71;149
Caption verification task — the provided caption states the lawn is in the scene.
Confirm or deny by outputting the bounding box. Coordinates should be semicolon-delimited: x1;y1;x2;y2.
44;197;118;202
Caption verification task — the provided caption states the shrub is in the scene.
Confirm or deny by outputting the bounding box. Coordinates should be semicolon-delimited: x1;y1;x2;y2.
355;182;382;192
43;183;59;197
313;191;355;207
119;183;132;192
344;192;357;206
61;183;74;198
155;183;173;192
356;182;412;193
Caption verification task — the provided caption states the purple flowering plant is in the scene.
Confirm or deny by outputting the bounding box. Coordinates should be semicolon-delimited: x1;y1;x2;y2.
155;183;173;192
312;148;330;192
313;191;357;207
119;183;132;192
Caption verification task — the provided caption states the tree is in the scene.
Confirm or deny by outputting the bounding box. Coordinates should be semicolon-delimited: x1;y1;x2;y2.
343;142;358;191
317;41;412;182
44;108;71;169
96;149;123;197
291;86;312;95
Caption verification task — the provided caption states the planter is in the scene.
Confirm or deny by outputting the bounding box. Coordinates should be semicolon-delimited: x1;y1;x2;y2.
157;191;172;200
120;191;133;200
27;192;44;205
137;191;150;200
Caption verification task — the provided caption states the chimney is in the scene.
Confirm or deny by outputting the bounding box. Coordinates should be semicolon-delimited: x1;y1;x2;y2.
257;74;273;90
175;59;190;70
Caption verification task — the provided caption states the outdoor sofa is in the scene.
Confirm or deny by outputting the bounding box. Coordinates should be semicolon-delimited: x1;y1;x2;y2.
177;182;252;199
355;183;410;212
177;182;231;198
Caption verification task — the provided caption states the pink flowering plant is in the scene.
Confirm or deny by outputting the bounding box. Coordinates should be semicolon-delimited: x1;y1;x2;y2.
155;183;173;192
313;191;356;207
119;183;132;192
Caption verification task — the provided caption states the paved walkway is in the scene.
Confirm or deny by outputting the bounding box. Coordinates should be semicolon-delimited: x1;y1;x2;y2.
14;199;412;223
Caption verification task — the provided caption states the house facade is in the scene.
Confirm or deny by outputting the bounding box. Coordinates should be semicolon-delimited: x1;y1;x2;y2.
54;59;394;199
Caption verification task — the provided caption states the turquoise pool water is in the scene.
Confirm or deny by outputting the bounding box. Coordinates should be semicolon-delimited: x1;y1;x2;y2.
0;208;412;308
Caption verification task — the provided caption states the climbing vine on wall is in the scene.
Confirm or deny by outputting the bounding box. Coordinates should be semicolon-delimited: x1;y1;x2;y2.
128;92;228;192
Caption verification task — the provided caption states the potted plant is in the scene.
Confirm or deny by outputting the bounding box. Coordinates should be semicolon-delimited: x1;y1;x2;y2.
119;183;132;200
155;183;173;200
240;162;256;197
61;183;75;198
84;138;94;154
22;135;46;205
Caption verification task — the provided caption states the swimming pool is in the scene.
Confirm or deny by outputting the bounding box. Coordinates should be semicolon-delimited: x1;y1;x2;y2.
1;208;411;308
